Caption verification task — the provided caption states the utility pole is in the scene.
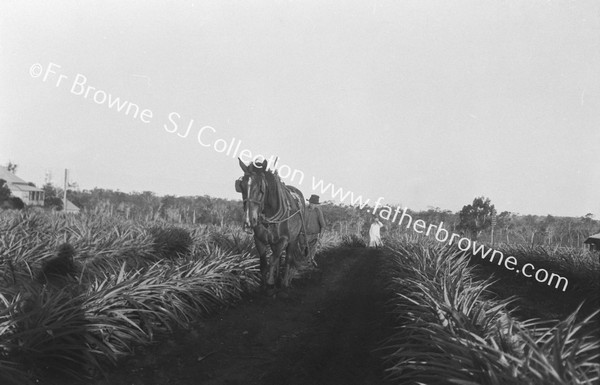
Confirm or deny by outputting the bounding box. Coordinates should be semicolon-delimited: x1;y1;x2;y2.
63;169;68;212
491;209;497;247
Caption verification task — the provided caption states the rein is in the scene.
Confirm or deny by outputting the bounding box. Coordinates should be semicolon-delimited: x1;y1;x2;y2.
243;174;298;224
242;195;301;224
263;208;302;224
244;171;309;255
262;175;308;256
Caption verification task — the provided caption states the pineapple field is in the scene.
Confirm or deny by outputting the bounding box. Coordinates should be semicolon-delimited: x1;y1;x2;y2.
1;210;599;385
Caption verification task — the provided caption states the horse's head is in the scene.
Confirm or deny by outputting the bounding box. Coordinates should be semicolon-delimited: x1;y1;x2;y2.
236;158;269;232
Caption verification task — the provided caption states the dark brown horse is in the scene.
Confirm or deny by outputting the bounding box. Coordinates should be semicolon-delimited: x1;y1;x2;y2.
235;158;307;291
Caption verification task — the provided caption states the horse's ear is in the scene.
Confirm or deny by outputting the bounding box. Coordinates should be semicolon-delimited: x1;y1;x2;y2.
261;159;268;170
238;158;249;174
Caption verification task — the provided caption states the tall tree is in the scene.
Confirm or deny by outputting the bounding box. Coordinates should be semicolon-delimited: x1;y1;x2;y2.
457;196;495;240
582;213;596;235
42;183;63;210
6;161;17;174
0;179;12;202
496;211;513;243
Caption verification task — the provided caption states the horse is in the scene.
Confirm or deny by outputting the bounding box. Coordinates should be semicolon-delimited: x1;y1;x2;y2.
235;158;308;293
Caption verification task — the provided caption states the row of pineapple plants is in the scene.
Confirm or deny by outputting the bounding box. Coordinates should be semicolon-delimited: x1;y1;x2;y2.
494;244;600;299
380;237;600;384
0;210;263;384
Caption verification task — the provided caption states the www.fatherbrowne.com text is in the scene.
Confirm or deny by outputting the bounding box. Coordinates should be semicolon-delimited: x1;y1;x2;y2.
370;197;569;292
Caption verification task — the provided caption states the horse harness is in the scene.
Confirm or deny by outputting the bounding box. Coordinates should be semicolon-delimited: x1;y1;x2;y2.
237;174;309;254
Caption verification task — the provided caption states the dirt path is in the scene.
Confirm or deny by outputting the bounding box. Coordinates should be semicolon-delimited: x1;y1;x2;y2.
93;248;391;385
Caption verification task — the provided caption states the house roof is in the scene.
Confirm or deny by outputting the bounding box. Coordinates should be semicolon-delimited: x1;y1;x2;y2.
584;233;600;244
8;182;42;192
0;166;43;192
64;200;80;212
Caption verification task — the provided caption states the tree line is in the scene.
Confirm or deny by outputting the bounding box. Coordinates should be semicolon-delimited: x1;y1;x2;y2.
320;196;598;249
2;172;598;249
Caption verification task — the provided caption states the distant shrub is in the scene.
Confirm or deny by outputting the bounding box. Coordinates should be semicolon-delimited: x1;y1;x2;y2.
0;197;25;210
148;226;193;259
341;233;366;248
37;243;77;285
44;196;63;210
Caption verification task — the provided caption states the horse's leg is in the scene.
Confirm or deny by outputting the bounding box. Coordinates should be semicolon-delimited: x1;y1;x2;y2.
283;231;305;289
267;238;288;293
254;238;269;290
275;252;283;288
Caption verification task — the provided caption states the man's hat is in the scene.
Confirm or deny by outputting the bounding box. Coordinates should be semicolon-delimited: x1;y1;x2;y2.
308;194;320;204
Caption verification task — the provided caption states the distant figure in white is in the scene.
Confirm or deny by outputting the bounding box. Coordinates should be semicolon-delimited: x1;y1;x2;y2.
369;217;384;248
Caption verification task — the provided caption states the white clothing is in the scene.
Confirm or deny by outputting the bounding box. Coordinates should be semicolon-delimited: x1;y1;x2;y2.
369;221;383;247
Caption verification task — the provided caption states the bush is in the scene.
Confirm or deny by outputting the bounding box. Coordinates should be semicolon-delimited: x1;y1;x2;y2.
148;226;193;259
340;233;366;248
36;243;77;286
0;197;25;210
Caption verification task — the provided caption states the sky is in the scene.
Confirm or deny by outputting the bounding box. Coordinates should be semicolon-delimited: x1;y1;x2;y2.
1;0;598;218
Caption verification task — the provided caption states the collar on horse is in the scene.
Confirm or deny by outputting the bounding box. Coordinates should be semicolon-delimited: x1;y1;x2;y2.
241;174;303;226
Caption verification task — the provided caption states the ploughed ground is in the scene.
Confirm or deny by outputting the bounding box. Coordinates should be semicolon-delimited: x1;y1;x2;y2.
83;248;392;385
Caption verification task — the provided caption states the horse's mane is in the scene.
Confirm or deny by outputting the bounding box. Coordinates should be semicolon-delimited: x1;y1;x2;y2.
247;163;295;217
264;170;282;201
248;164;283;191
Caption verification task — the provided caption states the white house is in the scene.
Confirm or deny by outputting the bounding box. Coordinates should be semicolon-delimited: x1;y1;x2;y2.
0;166;45;206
